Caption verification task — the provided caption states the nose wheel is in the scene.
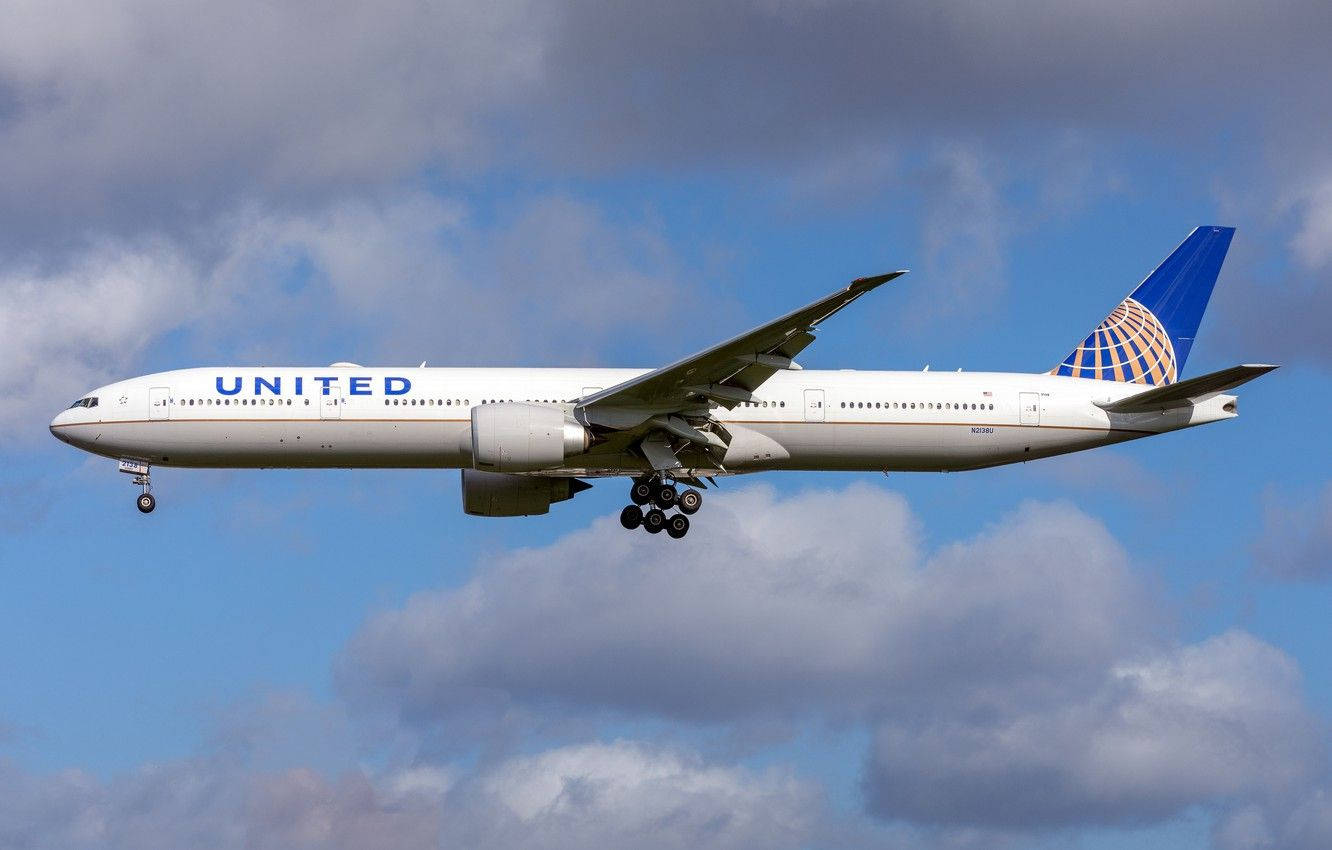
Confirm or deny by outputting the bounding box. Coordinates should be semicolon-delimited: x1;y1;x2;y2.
119;458;156;514
623;476;701;538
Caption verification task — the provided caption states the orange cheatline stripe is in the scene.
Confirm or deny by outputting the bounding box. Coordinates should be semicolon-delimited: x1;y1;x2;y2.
55;418;1161;436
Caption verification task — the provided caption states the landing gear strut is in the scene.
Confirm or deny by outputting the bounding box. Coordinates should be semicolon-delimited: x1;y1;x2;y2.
623;475;701;539
119;458;156;513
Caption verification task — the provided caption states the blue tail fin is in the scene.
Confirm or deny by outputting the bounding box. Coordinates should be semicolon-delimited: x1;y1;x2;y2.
1051;226;1234;385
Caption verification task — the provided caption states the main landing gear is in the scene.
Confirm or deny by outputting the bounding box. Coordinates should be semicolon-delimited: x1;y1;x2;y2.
619;475;701;539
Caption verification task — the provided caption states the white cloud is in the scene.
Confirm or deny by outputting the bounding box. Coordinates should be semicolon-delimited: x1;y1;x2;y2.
915;146;1008;315
0;236;202;438
452;740;819;850
0;756;444;850
5;192;688;443
1288;173;1332;270
0;740;816;850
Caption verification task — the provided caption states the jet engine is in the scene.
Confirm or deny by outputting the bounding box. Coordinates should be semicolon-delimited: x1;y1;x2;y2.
470;402;591;472
460;469;591;517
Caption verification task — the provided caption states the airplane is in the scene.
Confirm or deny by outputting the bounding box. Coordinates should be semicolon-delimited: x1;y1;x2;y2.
50;226;1274;539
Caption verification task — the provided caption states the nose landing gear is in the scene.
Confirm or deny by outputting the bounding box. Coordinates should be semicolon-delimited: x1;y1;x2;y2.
119;458;156;514
622;475;700;539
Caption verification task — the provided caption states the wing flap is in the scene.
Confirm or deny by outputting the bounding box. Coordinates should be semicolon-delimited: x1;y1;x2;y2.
1095;364;1277;412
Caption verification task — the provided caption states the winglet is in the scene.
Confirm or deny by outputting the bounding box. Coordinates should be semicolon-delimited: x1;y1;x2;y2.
850;270;909;292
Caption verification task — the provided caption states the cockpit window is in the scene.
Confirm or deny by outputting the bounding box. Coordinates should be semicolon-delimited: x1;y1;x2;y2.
67;397;99;409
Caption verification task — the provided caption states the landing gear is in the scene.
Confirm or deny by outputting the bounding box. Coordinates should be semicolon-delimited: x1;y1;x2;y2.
630;477;654;505
677;488;702;515
119;458;156;514
653;482;677;508
643;508;667;533
622;475;702;539
666;513;690;539
620;505;643;529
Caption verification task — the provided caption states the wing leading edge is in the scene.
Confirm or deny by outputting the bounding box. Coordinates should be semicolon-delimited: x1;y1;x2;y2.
577;270;907;419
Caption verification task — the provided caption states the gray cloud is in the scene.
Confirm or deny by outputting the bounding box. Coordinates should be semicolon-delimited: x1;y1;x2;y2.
1252;482;1332;581
0;0;544;242
3;1;1330;235
339;486;1157;726
865;630;1322;828
4;0;1330;372
529;2;1330;171
339;483;1324;831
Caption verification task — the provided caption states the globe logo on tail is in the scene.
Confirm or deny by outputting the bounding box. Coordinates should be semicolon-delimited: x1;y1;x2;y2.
1051;297;1177;385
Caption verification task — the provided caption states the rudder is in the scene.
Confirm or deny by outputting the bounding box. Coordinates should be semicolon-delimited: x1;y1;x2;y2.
1051;226;1234;385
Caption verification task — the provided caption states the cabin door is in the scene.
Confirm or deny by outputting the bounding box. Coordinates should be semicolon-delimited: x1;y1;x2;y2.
320;384;343;419
804;389;825;422
1019;392;1041;426
149;387;171;420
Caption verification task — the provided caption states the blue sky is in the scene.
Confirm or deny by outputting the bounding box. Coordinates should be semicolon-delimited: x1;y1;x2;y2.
2;2;1331;848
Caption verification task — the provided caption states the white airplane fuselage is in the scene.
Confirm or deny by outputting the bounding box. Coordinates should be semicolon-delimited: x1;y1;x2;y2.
49;365;1236;475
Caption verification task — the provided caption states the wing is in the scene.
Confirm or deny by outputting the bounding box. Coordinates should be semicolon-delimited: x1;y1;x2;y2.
578;271;907;419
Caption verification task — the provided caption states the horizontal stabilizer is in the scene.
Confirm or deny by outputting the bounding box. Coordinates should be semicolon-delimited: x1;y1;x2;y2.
1095;364;1278;413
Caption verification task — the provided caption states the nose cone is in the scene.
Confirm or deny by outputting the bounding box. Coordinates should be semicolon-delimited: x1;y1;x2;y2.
50;408;75;442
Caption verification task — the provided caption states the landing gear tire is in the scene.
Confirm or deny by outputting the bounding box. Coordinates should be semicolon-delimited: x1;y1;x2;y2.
630;478;653;506
137;493;156;514
620;505;643;530
666;513;690;539
677;488;702;515
643;508;666;534
654;483;678;508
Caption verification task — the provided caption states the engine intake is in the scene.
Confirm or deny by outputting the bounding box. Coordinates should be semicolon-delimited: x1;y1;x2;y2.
461;469;591;517
471;402;590;472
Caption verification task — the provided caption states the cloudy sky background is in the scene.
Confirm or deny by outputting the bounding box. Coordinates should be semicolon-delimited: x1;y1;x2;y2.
2;1;1331;847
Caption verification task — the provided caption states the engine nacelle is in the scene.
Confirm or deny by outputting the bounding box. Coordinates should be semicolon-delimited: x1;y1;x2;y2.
471;402;590;472
461;469;591;517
